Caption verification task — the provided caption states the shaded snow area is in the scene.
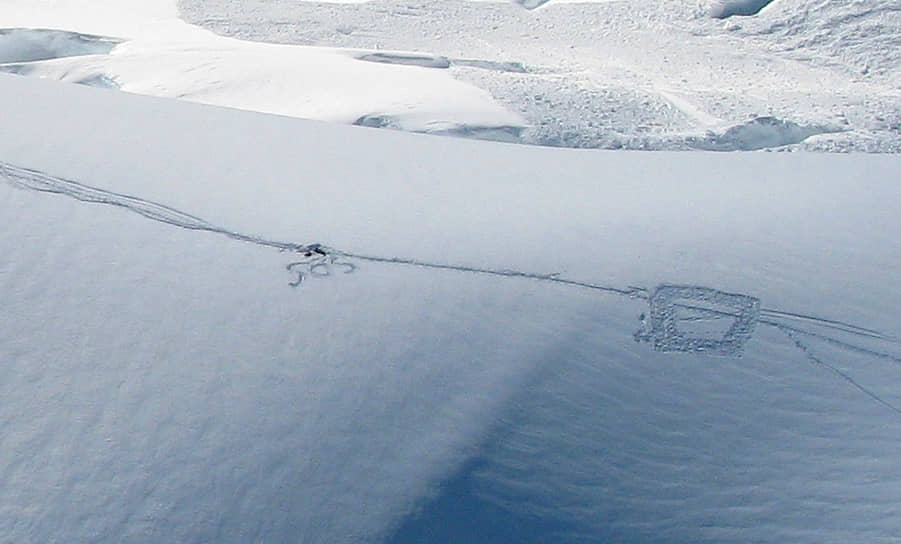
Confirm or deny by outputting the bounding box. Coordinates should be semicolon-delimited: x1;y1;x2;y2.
0;28;120;63
709;0;776;19
0;29;122;88
688;116;839;151
3;72;901;543
175;0;901;151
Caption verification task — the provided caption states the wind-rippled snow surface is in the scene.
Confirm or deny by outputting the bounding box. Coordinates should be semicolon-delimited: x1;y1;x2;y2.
177;0;901;151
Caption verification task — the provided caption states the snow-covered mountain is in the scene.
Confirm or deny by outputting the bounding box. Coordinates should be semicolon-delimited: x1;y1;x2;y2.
1;1;900;543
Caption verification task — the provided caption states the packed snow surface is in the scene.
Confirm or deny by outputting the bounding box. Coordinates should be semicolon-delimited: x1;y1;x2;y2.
176;0;901;151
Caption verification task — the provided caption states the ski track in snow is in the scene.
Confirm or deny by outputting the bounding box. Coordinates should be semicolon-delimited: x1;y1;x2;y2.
3;159;899;415
0;161;319;254
782;328;901;416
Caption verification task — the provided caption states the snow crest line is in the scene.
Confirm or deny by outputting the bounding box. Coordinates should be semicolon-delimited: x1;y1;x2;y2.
3;160;901;415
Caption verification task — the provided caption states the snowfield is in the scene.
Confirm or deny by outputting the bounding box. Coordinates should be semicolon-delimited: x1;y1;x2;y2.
1;1;901;543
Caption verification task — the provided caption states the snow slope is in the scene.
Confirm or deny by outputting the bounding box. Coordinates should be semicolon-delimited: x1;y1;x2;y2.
2;72;901;543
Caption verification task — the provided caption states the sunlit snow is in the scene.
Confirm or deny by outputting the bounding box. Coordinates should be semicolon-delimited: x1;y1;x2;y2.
1;0;523;136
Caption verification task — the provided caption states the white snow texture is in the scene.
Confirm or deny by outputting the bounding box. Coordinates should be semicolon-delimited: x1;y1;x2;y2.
3;0;900;150
1;1;900;543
